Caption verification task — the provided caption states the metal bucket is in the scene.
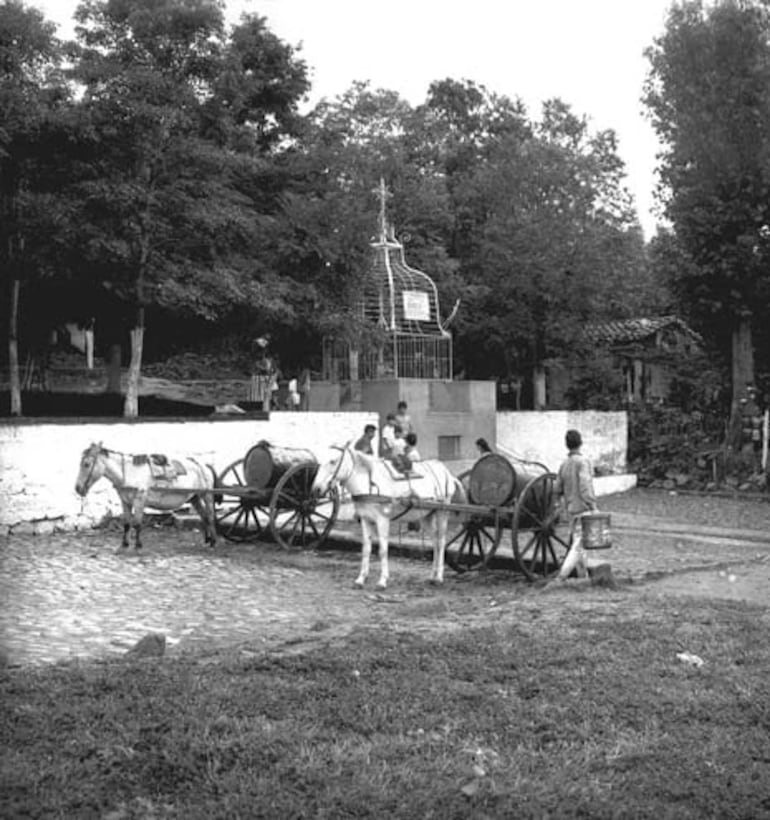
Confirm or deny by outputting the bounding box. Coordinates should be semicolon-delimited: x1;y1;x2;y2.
581;512;612;550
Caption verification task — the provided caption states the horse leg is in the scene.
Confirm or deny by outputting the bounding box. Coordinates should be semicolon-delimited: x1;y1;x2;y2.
191;495;217;547
119;498;132;550
355;517;372;588
431;513;448;584
374;515;390;590
132;492;147;550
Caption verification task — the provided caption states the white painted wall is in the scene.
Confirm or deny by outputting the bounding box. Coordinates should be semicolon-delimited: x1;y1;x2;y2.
0;409;634;535
496;411;628;474
0;412;376;535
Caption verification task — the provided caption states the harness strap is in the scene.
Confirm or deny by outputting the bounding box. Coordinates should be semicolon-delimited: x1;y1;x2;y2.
350;493;421;522
351;493;393;503
392;496;417;521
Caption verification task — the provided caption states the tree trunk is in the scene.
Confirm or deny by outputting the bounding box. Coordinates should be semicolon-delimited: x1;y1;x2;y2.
106;343;122;394
731;313;754;399
349;348;360;382
533;366;547;410
123;320;143;418
85;322;94;370
727;313;755;450
124;175;152;419
8;278;22;416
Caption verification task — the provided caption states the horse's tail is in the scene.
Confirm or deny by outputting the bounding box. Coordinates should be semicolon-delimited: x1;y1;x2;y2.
450;474;467;506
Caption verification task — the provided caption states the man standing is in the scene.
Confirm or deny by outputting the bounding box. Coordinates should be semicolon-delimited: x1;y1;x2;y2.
550;429;598;582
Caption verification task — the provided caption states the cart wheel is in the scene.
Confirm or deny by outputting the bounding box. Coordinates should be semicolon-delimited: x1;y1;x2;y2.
512;473;571;580
270;463;340;550
214;459;269;542
444;513;502;572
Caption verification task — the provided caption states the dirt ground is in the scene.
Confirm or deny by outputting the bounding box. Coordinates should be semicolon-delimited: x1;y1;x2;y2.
1;487;769;668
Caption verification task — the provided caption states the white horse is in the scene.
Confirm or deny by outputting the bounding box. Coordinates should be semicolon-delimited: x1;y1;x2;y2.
312;444;466;589
75;443;217;550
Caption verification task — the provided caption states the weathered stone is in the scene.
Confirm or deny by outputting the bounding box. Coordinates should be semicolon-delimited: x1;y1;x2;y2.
10;521;35;536
32;519;57;536
662;479;676;490
674;473;690;487
126;632;166;659
54;515;86;533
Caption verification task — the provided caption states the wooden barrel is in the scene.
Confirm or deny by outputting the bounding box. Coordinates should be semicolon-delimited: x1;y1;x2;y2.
468;454;542;507
243;441;317;490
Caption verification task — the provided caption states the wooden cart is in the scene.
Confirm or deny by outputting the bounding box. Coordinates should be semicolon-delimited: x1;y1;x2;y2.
442;453;573;580
214;441;339;550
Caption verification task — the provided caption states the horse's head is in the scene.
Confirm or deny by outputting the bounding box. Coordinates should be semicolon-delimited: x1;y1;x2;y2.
312;443;355;496
75;442;106;497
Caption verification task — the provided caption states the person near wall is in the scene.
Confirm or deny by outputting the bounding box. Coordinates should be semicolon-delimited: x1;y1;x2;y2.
404;432;422;462
380;413;399;458
548;429;598;583
740;385;763;470
288;377;301;411
395;401;413;436
475;437;493;456
249;336;273;408
354;424;377;455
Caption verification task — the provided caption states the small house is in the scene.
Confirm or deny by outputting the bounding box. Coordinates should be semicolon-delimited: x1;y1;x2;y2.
547;315;702;407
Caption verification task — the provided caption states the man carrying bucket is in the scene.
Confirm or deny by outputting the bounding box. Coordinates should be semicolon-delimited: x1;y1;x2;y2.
550;429;598;583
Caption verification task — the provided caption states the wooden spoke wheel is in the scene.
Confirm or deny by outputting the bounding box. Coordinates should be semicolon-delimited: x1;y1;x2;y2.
444;512;502;573
269;463;340;551
214;459;270;542
512;473;571;581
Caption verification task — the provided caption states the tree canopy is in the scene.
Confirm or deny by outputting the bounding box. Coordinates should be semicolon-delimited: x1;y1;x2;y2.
2;0;684;415
644;0;770;399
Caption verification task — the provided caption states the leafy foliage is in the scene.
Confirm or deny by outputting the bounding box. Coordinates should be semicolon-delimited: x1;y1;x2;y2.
1;0;718;411
644;0;770;394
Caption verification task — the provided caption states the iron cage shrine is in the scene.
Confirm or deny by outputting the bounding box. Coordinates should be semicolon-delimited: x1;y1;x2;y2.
322;181;454;382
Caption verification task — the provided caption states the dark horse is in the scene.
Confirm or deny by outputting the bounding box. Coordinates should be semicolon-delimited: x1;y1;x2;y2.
75;443;217;549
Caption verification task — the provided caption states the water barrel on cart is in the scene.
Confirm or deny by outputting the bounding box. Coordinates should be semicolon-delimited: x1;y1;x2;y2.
468;454;542;506
243;441;317;490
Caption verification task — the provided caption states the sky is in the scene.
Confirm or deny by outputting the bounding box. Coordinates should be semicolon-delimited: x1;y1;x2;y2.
32;0;674;238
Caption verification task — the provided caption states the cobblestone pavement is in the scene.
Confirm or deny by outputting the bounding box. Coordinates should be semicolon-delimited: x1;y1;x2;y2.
1;517;769;668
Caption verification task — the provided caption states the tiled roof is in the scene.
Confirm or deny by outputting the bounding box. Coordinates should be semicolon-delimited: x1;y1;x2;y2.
584;316;700;345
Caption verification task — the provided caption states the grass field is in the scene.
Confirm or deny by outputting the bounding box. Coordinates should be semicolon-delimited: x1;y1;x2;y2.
2;589;769;818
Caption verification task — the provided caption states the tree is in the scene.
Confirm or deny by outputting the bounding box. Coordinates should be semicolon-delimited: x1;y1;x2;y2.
67;0;309;415
445;97;646;405
644;0;770;410
0;0;68;415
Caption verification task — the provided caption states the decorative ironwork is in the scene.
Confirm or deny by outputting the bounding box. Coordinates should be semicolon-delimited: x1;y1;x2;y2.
323;179;454;382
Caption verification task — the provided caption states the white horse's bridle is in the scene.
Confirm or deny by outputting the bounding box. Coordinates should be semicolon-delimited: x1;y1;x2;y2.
324;444;354;490
79;445;129;494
